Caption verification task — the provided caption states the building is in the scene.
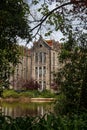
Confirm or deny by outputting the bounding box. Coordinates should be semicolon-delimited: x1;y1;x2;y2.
30;36;61;91
10;46;31;90
10;36;61;91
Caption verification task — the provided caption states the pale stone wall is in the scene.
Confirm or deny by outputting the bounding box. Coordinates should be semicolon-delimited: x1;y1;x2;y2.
9;47;31;90
10;37;61;91
30;37;61;91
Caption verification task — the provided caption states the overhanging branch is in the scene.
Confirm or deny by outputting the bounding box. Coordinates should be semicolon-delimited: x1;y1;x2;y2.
30;1;86;33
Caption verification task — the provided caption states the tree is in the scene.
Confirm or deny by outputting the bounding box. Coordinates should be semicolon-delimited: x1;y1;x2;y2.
54;33;87;114
0;0;31;91
28;0;87;39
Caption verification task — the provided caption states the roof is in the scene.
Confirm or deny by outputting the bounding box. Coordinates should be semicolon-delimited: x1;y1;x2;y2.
45;40;53;46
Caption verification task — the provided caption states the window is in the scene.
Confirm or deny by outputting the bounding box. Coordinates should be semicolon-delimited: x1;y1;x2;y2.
39;81;42;88
39;67;42;77
43;81;46;89
53;52;55;70
43;66;46;77
35;53;38;63
35;67;38;78
39;52;42;63
43;52;46;64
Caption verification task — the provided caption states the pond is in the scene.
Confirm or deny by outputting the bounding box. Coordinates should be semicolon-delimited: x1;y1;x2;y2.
0;102;55;118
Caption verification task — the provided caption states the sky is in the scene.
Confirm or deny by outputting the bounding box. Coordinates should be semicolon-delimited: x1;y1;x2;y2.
18;0;64;48
19;0;87;48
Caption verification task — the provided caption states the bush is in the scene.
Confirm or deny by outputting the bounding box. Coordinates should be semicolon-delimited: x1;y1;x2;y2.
22;79;40;90
3;89;56;98
3;89;19;98
0;113;87;130
39;90;56;98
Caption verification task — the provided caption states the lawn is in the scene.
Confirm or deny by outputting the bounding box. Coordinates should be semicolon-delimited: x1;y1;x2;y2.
2;89;57;98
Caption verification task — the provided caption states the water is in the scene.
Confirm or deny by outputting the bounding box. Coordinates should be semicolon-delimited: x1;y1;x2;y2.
1;102;54;118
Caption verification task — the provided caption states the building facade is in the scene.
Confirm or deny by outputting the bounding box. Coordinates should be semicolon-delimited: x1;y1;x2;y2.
10;46;31;90
30;36;61;91
10;36;61;90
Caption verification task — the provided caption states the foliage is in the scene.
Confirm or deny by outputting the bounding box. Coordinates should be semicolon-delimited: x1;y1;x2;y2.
54;33;87;114
3;89;56;98
29;0;87;39
38;90;56;98
0;113;87;130
0;0;31;90
51;82;58;91
22;79;40;90
0;0;31;42
3;89;19;98
0;46;20;91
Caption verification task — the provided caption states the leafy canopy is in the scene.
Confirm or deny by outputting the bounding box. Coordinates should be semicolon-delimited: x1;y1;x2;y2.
0;0;31;89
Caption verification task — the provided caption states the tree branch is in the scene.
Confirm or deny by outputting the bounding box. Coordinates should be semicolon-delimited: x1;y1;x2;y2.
30;0;86;33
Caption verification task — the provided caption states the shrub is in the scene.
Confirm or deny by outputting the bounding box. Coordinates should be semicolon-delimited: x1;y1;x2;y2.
39;90;56;98
22;79;40;90
3;89;56;98
3;89;19;98
0;113;87;130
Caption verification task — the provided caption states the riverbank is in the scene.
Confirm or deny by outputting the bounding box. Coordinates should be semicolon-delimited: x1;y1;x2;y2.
2;89;57;98
0;97;56;103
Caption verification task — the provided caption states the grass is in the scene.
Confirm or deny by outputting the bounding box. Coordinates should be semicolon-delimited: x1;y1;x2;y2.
2;89;57;98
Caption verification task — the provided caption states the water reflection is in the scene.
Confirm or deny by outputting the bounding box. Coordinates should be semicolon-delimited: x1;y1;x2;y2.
1;102;54;118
